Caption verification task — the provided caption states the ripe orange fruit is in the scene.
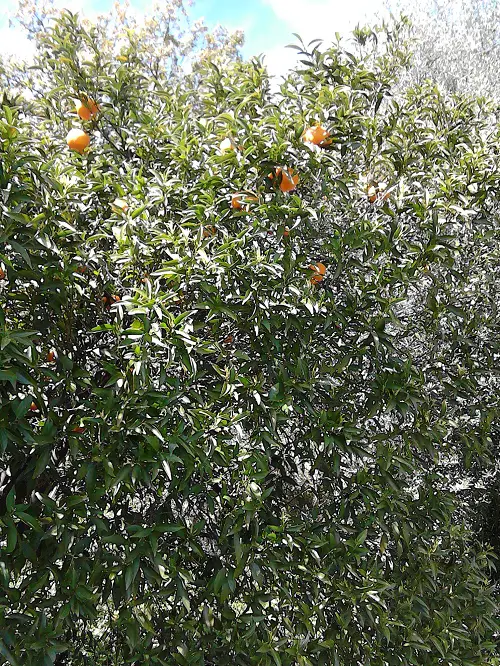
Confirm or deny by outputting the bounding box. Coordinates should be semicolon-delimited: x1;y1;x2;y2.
309;262;326;284
0;268;5;280
231;193;258;211
273;167;299;193
75;97;99;121
47;350;56;363
219;138;236;152
223;334;234;345
102;294;119;308
29;402;38;412
76;265;87;274
231;194;244;210
66;128;90;154
366;181;390;203
367;185;377;203
203;225;216;237
112;198;129;212
302;125;331;146
283;226;290;237
72;426;85;434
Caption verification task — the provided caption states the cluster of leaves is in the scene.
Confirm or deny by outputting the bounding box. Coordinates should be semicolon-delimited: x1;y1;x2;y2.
0;9;499;666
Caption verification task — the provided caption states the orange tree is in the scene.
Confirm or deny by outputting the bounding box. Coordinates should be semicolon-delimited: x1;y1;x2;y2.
0;11;499;666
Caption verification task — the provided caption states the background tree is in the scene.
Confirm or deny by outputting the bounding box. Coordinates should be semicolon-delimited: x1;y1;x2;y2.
0;9;499;666
386;0;500;98
2;0;244;98
381;0;500;576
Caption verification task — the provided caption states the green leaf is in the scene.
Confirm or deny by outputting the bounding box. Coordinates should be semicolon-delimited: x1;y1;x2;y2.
33;447;51;478
125;559;140;590
250;562;263;585
16;512;42;531
5;486;15;513
5;522;17;553
0;640;18;666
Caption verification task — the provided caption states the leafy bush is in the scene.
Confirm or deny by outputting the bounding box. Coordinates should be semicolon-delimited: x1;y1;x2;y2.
0;11;498;666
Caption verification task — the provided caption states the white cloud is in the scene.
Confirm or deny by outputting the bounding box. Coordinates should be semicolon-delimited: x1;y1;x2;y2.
261;0;388;77
0;25;36;60
263;0;384;41
0;0;109;60
262;44;296;80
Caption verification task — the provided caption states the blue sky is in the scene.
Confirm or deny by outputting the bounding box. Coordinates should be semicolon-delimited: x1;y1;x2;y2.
195;0;291;58
0;0;387;74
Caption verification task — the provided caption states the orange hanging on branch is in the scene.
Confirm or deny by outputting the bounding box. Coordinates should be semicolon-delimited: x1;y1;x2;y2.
309;262;326;284
231;193;258;211
302;125;331;147
66;128;90;154
270;167;299;193
75;97;99;121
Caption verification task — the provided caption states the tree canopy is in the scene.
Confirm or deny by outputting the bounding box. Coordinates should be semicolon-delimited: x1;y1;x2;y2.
0;7;499;666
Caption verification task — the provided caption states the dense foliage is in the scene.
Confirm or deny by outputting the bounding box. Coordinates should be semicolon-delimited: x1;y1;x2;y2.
384;0;500;566
0;9;499;666
2;0;244;94
387;0;500;99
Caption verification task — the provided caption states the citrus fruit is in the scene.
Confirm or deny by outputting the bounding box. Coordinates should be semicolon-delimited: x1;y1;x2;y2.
367;184;378;203
231;193;258;210
66;128;90;154
302;125;331;146
273;167;299;193
112;198;129;212
219;138;235;152
75;97;99;121
203;225;216;237
310;262;326;284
